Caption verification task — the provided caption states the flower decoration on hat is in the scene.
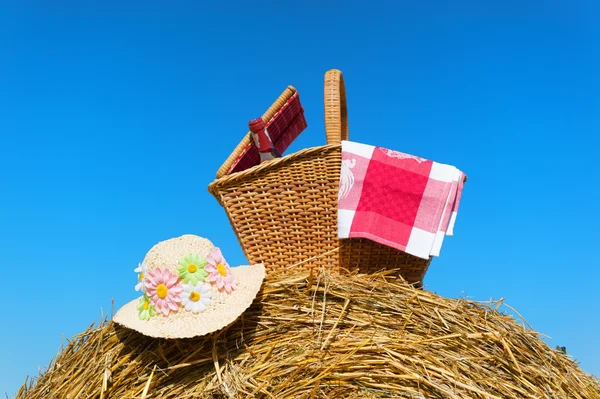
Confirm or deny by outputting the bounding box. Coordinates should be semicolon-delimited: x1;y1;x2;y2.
145;268;183;316
134;262;148;293
180;282;212;313
177;253;208;285
137;294;156;321
114;235;266;339
131;245;241;322
205;247;237;293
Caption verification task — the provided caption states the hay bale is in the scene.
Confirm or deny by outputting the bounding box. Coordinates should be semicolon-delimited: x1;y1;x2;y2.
16;271;600;398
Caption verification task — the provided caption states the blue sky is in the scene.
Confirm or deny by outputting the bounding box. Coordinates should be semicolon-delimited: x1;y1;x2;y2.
1;1;599;396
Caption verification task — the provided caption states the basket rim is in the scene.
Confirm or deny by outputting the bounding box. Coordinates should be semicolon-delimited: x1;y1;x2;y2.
208;143;340;195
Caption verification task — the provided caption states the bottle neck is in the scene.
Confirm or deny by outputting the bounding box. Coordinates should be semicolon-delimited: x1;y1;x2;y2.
255;127;273;152
249;118;280;159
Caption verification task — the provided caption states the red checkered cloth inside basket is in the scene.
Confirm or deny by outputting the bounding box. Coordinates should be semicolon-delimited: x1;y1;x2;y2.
338;141;466;260
227;92;307;175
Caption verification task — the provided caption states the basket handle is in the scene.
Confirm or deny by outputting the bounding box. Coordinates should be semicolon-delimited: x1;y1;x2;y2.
216;86;297;179
324;69;349;144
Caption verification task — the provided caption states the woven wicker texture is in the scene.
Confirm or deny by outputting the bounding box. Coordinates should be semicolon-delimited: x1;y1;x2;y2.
208;70;431;283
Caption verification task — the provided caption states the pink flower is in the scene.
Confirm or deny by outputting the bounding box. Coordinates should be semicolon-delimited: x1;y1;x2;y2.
145;267;183;316
205;247;237;293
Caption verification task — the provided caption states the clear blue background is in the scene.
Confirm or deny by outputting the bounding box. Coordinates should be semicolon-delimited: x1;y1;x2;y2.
1;1;599;396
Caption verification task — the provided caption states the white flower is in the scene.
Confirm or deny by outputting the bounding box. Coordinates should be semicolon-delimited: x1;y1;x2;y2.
134;262;148;293
180;282;212;313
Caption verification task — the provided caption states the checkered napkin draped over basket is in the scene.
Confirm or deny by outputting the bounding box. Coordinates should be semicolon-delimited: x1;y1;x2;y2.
338;141;466;260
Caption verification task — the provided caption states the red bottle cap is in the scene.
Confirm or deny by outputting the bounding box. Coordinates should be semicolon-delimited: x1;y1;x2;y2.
248;118;265;132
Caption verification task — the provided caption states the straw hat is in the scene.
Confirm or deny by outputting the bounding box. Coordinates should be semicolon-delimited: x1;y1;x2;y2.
114;234;265;339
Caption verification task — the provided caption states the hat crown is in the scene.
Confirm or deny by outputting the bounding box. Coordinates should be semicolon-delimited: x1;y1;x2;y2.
143;235;215;274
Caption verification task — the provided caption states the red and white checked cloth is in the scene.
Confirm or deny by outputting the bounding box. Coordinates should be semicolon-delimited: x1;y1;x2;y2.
338;141;466;259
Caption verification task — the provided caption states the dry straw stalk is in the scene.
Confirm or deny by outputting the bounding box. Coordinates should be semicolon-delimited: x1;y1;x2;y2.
16;270;600;398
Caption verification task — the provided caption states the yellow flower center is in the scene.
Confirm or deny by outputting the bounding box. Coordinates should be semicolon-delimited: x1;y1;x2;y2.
156;284;168;299
138;272;144;281
187;263;197;273
217;263;227;276
189;291;200;302
143;301;149;310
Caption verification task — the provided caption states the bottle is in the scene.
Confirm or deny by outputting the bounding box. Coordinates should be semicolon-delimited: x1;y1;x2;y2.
248;118;282;162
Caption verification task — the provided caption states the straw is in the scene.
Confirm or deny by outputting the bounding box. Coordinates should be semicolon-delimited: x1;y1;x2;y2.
16;270;600;399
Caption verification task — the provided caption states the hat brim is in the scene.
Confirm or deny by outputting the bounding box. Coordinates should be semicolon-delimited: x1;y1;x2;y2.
113;264;265;339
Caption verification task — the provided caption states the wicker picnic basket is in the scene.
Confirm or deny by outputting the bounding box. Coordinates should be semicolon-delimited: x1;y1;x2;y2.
208;69;431;283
